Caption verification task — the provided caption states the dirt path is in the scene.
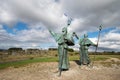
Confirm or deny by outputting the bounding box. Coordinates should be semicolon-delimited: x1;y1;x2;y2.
0;61;120;80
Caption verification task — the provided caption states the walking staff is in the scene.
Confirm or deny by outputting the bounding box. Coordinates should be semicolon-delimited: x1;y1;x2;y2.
92;25;102;67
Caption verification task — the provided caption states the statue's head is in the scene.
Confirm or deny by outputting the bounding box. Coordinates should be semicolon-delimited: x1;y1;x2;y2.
84;34;88;38
62;27;67;35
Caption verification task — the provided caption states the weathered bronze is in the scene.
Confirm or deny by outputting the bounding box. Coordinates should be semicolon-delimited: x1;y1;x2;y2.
49;19;78;76
79;34;97;65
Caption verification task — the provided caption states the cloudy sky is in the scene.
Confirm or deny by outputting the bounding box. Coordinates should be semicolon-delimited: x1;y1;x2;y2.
0;0;120;52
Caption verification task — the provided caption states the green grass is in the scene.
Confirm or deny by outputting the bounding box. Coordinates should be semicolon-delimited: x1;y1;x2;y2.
0;55;120;69
69;55;111;61
88;55;120;61
107;55;120;59
0;57;58;69
99;61;120;67
90;55;109;61
69;55;79;61
0;56;80;69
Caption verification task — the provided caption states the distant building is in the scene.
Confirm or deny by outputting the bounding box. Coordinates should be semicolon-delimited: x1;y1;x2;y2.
26;49;40;54
8;48;24;55
48;48;57;51
6;48;49;55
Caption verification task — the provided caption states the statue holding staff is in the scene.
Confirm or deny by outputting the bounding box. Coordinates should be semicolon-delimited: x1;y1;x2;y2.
79;34;97;65
49;27;69;71
49;18;78;76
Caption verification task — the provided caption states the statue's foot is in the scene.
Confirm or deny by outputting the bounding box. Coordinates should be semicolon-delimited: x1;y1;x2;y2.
62;69;69;71
79;64;83;68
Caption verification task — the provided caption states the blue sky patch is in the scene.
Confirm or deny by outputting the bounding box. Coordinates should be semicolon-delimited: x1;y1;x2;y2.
87;27;116;38
3;22;28;34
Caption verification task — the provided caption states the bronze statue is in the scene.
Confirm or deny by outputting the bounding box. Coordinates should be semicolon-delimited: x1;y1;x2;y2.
49;18;78;76
79;34;97;65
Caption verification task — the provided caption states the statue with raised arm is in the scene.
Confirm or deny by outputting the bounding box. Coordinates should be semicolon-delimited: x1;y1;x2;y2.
79;34;97;65
49;18;78;76
49;27;69;71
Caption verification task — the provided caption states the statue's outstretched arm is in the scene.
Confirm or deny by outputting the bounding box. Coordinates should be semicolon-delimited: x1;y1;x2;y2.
73;32;79;39
49;30;54;36
49;30;60;42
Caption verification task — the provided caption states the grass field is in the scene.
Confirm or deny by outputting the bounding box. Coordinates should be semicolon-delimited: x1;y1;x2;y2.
0;55;120;69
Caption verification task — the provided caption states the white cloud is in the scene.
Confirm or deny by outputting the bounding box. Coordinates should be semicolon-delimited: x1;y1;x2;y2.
0;0;120;31
0;0;120;51
61;0;120;31
92;28;120;52
0;25;13;41
15;28;50;42
0;24;56;49
0;0;68;30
